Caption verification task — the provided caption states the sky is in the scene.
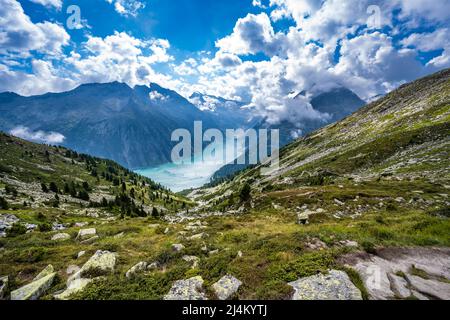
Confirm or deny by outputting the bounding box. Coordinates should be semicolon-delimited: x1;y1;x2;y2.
1;0;450;125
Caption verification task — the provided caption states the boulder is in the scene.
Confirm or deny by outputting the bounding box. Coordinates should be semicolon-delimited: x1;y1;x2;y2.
0;276;8;300
188;233;206;241
51;233;71;241
147;262;160;271
212;275;242;300
172;244;185;252
69;250;116;283
76;228;97;241
288;270;362;300
11;266;56;300
126;262;148;278
164;276;207;300
54;278;93;300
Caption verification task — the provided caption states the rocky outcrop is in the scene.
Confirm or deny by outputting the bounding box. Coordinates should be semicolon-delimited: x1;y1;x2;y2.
212;275;242;300
164;276;207;300
288;270;362;300
11;265;56;300
340;247;450;300
0;214;19;237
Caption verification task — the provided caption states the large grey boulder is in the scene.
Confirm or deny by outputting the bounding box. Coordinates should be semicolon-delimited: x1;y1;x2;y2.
212;275;242;300
11;265;56;300
288;270;362;300
76;228;97;241
55;251;116;300
164;276;207;300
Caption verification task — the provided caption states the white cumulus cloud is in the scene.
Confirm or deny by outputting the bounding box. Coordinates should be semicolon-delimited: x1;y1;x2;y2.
10;126;66;144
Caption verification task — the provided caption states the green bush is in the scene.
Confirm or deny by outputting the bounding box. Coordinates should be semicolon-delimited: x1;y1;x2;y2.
7;223;27;237
38;223;52;232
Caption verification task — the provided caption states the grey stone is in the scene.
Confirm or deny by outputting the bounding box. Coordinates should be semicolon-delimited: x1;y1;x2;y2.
288;270;362;300
77;251;86;259
147;262;159;270
69;250;116;284
164;276;207;300
212;275;242;300
126;262;148;278
33;265;54;281
172;244;185;252
406;274;450;300
54;278;93;300
76;228;97;241
388;274;411;299
51;233;71;241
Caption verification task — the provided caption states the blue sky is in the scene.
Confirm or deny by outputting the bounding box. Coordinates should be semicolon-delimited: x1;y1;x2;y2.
1;0;450;124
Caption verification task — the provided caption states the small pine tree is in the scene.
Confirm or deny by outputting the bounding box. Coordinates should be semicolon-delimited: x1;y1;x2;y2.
151;207;159;218
49;182;58;193
239;183;251;202
41;183;49;193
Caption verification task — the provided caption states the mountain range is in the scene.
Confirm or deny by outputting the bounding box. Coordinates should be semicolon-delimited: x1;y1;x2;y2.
0;81;364;176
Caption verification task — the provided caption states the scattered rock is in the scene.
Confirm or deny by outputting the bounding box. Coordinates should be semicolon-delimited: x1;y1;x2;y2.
11;266;56;300
209;249;219;255
182;256;200;269
305;238;328;251
77;251;86;259
126;262;148;278
237;251;243;258
76;228;97;241
172;244;185;252
188;232;206;240
51;233;71;241
288;270;362;300
52;222;66;231
339;240;359;248
74;222;88;228
164;227;170;234
334;199;345;206
164;276;207;300
54;278;93;300
0;276;8;300
212;275;242;300
147;262;159;270
148;224;160;228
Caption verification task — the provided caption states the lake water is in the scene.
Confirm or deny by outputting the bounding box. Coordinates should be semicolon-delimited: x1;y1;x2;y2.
135;140;244;192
